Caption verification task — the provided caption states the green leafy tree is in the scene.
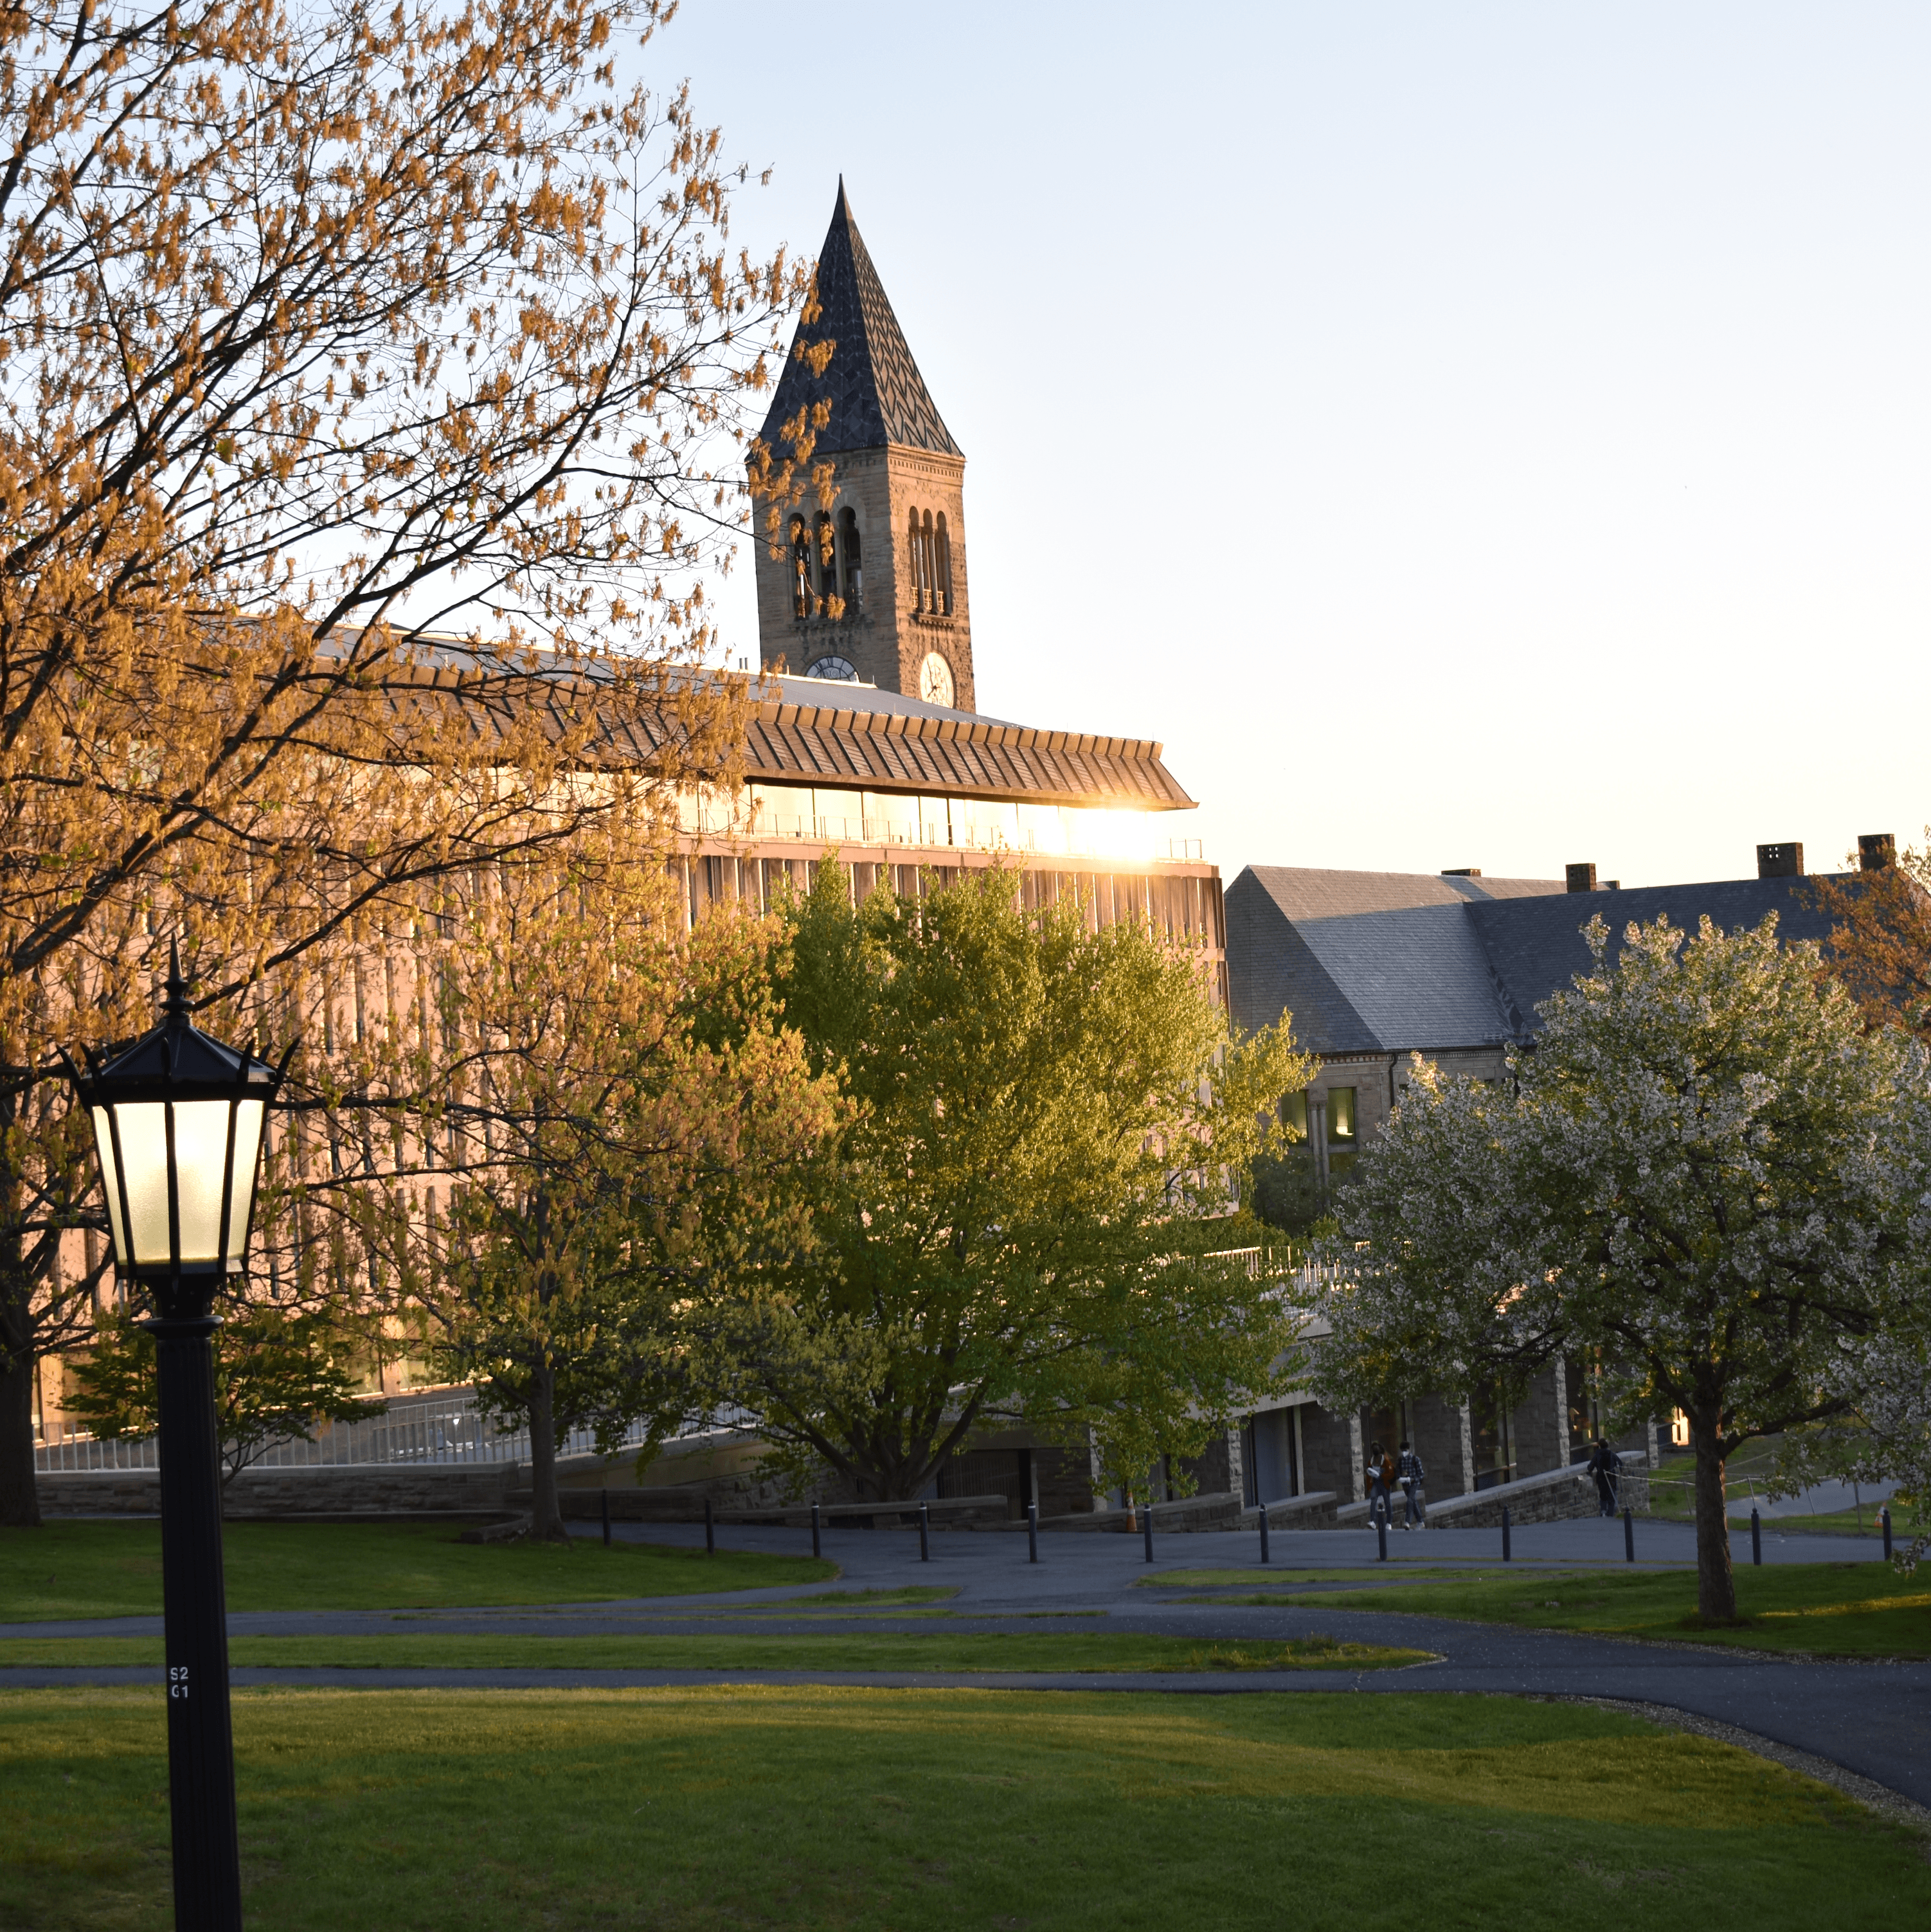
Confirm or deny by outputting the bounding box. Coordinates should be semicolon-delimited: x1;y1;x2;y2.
1310;912;1930;1622
403;831;837;1540
65;1303;380;1495
694;861;1315;1505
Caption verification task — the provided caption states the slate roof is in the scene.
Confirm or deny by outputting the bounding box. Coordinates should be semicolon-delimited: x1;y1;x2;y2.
756;182;962;461
1228;865;1842;1053
1465;877;1837;1037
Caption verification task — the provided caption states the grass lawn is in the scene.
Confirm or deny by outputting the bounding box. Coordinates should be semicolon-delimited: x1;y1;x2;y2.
1205;1562;1931;1658
0;1521;834;1620
1143;1566;1496;1588
1747;1501;1920;1540
1649;1446;1916;1542
0;1631;1424;1673
3;1685;1927;1931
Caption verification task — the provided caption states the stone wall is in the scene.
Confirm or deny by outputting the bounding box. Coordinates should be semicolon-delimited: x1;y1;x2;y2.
536;1487;1012;1531
39;1463;519;1518
1407;1394;1470;1501
1336;1458;1650;1530
1297;1402;1360;1502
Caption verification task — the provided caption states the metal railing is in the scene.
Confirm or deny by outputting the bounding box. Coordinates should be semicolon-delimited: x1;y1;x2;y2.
33;1390;662;1475
716;812;1206;866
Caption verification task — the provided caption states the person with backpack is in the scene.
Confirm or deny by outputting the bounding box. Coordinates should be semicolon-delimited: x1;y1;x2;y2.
1364;1439;1394;1528
1396;1439;1426;1528
1586;1437;1621;1517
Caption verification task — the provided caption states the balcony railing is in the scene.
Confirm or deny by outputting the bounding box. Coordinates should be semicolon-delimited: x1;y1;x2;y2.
718;812;1203;864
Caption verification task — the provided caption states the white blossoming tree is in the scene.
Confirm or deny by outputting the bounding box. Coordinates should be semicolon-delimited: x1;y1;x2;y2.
1309;912;1931;1623
1769;1321;1931;1573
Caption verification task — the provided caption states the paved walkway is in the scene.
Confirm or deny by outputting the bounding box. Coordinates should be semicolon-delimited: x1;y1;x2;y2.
6;1515;1923;1809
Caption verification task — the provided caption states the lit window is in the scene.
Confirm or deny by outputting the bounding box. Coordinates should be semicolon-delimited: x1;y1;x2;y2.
1282;1092;1309;1140
1329;1087;1356;1141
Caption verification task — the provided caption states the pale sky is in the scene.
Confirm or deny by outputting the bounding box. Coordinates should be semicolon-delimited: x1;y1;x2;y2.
654;3;1931;889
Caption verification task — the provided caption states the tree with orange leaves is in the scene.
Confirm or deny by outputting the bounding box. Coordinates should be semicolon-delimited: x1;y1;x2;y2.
0;0;820;1523
1807;836;1931;1043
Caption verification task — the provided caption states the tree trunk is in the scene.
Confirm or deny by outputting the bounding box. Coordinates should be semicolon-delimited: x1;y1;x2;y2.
0;1336;42;1527
526;1363;569;1543
1691;1409;1736;1622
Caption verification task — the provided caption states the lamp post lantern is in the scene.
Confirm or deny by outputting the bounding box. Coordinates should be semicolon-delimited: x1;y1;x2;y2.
66;947;289;1932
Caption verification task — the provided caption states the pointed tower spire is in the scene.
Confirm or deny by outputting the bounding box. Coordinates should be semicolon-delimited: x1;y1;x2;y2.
758;186;961;460
751;183;974;712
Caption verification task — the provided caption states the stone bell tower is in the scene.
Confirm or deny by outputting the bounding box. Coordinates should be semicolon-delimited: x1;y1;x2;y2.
750;182;975;713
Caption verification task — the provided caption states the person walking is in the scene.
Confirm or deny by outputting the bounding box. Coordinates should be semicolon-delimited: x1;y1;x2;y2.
1365;1440;1393;1528
1587;1437;1621;1517
1396;1439;1426;1529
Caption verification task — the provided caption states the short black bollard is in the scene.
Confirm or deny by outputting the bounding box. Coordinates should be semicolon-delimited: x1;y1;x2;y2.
811;1501;822;1561
1623;1506;1635;1563
1376;1514;1388;1563
1142;1502;1154;1565
705;1496;715;1556
1027;1501;1039;1564
1751;1507;1762;1566
1258;1503;1271;1565
919;1501;931;1562
1883;1507;1893;1561
600;1487;611;1547
1501;1505;1511;1563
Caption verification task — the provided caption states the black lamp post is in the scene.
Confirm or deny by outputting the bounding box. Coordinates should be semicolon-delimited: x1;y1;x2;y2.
66;948;288;1932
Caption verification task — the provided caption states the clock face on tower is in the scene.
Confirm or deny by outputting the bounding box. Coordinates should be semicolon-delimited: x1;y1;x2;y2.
918;652;955;709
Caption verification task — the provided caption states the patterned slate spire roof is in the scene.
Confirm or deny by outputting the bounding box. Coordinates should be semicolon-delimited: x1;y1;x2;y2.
757;181;962;459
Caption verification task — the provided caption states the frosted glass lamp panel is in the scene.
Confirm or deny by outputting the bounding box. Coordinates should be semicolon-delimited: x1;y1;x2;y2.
171;1100;235;1262
223;1100;265;1267
89;1107;130;1266
114;1102;174;1267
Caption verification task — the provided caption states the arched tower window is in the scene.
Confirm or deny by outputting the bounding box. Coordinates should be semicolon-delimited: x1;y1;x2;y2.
906;506;925;611
816;511;838;606
935;512;953;616
789;515;811;618
839;508;862;613
920;510;936;615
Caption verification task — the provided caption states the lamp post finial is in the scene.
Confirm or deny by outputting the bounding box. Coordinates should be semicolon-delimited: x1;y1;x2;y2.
164;938;191;1022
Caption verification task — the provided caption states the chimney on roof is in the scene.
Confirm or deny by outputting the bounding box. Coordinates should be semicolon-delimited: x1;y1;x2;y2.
1757;842;1804;879
1565;863;1597;894
1604;880;1621;890
1442;868;1481;877
1858;833;1896;872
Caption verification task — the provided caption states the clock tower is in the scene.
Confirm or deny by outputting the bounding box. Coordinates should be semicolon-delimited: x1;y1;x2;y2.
750;183;976;713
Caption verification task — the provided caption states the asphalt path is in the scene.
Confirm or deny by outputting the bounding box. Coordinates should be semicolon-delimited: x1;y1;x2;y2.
6;1514;1925;1809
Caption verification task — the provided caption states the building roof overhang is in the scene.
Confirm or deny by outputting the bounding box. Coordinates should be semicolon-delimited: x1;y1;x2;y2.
744;695;1194;811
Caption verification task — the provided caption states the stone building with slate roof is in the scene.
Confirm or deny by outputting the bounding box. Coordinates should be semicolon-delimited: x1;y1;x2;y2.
1221;846;1858;1523
751;183;976;713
